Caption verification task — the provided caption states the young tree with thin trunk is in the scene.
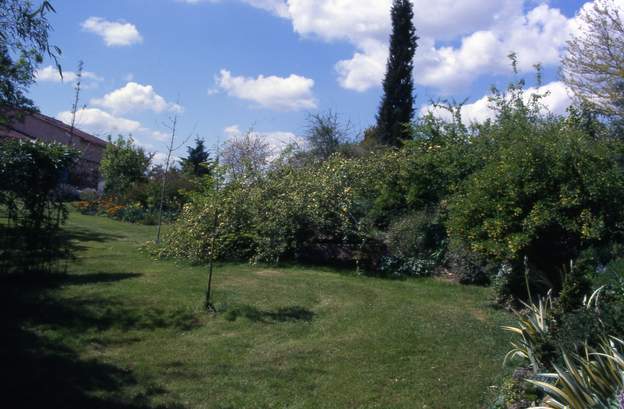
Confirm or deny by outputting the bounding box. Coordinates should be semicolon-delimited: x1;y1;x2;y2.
68;60;83;147
376;0;418;146
155;113;191;244
204;141;221;312
155;114;177;244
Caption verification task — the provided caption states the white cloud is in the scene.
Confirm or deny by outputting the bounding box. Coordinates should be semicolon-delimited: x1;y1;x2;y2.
284;0;521;43
286;0;389;43
242;0;289;17
180;1;606;93
533;81;574;116
420;80;573;124
81;17;143;47
339;2;573;92
224;124;242;139
335;40;387;92
57;108;143;135
236;0;577;92
152;152;181;167
151;131;171;142
216;69;317;110
178;0;288;17
413;0;523;40
276;0;525;91
91;82;182;114
35;65;102;83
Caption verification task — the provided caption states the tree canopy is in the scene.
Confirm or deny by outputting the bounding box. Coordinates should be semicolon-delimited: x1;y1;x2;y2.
100;136;152;197
0;0;60;123
562;0;624;119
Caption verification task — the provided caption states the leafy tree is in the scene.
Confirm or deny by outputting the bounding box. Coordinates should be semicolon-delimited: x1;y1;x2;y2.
0;0;60;123
0;139;78;228
376;0;418;146
180;138;213;177
0;139;78;274
100;135;152;197
304;111;349;160
361;126;381;148
562;0;624;119
125;166;192;214
447;110;624;301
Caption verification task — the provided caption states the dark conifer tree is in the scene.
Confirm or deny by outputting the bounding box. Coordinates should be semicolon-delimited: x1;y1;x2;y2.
180;138;212;177
376;0;418;146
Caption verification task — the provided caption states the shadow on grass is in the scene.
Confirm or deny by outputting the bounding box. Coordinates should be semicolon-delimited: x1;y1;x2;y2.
1;328;185;409
64;227;124;244
0;226;190;408
54;272;143;286
5;271;143;288
224;304;314;323
22;295;200;333
0;224;123;276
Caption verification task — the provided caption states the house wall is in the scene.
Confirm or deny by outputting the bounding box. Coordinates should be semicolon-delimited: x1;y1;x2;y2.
0;114;108;189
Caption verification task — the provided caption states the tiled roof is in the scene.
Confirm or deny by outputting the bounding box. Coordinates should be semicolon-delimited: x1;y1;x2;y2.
31;112;108;147
0;111;108;148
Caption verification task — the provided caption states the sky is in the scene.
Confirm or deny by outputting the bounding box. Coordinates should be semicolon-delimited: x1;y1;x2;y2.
28;0;594;163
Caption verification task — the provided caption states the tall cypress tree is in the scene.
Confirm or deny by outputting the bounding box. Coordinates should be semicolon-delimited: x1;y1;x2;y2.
376;0;418;146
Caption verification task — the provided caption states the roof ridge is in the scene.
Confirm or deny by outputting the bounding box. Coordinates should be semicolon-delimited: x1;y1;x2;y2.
32;112;108;147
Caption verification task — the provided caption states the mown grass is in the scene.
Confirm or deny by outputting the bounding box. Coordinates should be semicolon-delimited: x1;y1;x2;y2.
1;212;513;409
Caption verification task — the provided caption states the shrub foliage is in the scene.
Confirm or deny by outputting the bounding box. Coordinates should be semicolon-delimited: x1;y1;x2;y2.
157;76;624;302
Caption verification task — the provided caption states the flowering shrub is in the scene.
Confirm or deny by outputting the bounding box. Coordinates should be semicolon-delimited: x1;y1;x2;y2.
74;198;160;225
106;204;125;219
155;153;392;268
378;256;436;277
73;200;98;215
74;196;117;216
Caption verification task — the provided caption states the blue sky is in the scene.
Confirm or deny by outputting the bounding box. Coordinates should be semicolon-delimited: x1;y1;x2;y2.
29;0;590;162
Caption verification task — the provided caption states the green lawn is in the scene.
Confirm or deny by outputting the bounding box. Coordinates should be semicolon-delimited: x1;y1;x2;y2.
2;212;513;409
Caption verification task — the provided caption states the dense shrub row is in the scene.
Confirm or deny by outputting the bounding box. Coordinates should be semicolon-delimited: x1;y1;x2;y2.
156;82;624;306
152;152;392;268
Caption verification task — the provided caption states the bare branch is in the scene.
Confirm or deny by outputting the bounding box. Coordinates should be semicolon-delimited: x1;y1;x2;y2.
562;0;624;117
